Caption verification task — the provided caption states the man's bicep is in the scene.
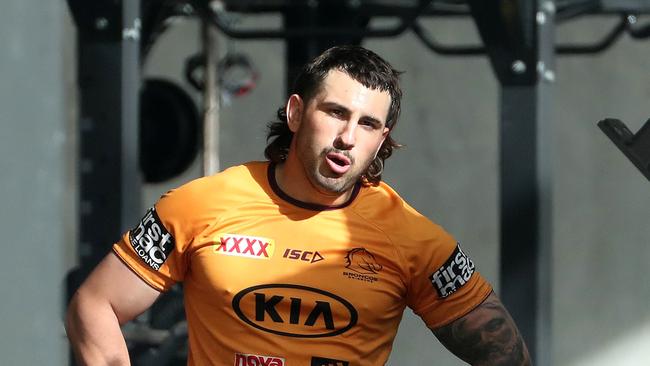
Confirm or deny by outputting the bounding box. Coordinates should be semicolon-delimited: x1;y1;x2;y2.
75;252;161;324
431;291;531;366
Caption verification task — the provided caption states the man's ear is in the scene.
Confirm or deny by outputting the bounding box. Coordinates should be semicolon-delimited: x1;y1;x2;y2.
286;94;303;133
382;126;389;139
373;128;390;159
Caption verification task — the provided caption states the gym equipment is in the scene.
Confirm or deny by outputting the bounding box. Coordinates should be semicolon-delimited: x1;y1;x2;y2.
140;79;200;183
185;52;258;101
598;118;650;181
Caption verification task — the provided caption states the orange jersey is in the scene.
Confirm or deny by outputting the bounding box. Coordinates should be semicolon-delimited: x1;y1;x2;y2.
113;161;492;365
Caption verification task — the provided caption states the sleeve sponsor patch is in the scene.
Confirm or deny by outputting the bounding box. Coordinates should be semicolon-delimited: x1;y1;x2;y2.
128;207;175;271
429;243;476;298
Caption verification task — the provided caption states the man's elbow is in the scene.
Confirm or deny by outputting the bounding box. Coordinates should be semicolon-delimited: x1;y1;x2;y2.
64;291;82;341
65;290;128;365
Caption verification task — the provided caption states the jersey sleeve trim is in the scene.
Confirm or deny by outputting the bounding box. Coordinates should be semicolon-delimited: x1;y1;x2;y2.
112;246;167;292
420;281;493;330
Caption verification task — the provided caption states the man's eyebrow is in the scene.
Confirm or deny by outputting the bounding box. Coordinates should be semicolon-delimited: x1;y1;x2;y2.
320;101;350;113
360;115;384;126
320;101;385;125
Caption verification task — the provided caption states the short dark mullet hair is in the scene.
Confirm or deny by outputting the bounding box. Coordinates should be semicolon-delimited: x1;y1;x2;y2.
264;45;403;186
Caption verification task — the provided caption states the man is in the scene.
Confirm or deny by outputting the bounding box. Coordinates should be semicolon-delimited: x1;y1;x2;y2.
66;45;530;365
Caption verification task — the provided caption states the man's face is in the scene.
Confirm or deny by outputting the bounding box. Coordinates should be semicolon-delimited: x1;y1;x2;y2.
288;70;391;195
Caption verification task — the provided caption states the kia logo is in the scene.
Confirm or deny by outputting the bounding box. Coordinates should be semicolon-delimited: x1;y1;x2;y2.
232;284;358;338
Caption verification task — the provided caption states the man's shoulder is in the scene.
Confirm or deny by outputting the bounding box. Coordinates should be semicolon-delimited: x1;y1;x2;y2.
355;181;448;238
209;160;268;183
354;182;457;264
156;161;270;211
178;161;268;193
356;181;415;214
356;181;430;223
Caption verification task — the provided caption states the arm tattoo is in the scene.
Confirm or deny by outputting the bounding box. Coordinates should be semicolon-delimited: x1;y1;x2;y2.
432;292;531;365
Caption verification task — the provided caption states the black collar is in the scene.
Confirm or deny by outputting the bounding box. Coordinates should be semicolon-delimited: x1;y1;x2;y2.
267;162;361;211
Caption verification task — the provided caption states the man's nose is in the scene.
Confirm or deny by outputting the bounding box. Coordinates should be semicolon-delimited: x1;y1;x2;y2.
335;121;357;150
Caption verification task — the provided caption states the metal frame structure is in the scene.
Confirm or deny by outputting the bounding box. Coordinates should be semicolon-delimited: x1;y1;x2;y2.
66;0;141;287
599;118;650;181
466;2;554;364
67;1;650;365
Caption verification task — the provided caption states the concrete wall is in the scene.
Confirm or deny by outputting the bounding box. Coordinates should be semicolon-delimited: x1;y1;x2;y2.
0;1;72;365
550;16;650;365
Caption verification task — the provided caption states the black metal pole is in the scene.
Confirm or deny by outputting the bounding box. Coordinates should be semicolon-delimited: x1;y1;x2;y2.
499;85;541;362
66;0;142;298
282;0;368;94
468;1;554;364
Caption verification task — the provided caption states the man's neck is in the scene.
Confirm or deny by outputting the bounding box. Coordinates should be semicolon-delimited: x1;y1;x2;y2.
274;158;353;208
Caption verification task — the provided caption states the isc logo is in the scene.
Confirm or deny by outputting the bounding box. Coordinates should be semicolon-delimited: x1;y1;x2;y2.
215;234;275;259
282;248;324;263
234;353;285;366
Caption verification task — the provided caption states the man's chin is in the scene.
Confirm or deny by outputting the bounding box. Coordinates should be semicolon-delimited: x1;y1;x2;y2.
313;174;357;195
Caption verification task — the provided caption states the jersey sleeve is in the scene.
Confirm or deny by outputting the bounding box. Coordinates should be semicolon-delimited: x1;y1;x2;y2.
112;179;213;292
400;217;493;330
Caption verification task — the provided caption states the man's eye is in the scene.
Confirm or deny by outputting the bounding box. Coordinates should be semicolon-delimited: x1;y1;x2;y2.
328;108;347;119
359;120;377;129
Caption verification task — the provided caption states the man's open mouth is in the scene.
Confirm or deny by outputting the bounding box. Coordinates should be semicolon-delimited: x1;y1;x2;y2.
325;152;351;174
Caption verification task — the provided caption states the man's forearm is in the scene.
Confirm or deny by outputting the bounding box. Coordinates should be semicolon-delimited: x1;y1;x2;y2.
66;292;131;366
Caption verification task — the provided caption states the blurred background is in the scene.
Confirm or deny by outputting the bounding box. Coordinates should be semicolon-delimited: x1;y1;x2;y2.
1;0;650;365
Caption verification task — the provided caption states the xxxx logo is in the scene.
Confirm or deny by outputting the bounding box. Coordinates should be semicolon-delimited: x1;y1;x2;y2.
214;234;276;259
